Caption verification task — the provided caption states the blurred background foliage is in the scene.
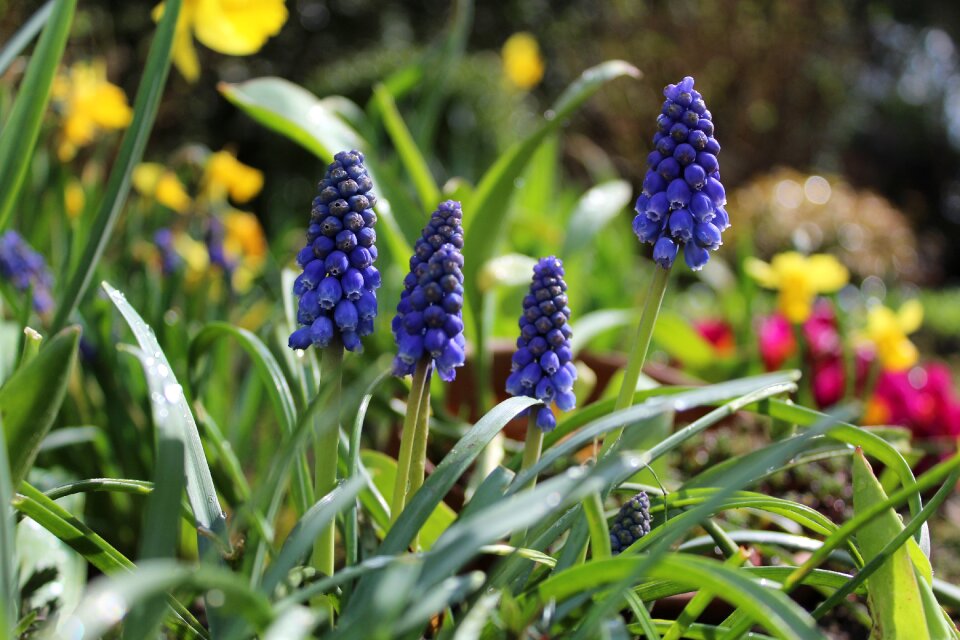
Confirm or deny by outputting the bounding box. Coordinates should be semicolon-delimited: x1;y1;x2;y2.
5;0;960;282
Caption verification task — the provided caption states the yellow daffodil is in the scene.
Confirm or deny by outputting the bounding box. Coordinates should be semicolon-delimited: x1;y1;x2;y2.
861;300;922;371
52;60;133;161
223;209;267;292
132;163;192;213
745;252;849;323
174;231;212;286
203;150;264;204
154;0;288;82
502;32;545;90
64;179;85;220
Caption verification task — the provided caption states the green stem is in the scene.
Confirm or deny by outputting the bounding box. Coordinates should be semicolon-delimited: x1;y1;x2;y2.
583;490;611;560
17;327;41;370
407;365;433;551
390;359;430;525
600;266;671;455
508;414;545;548
859;355;882;421
313;342;343;621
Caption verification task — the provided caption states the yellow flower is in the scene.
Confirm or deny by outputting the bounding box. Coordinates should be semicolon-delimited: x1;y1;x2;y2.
64;179;85;220
132;163;192;213
862;300;922;371
203;150;264;204
223;209;267;292
502;32;545;90
154;0;288;82
53;60;133;161
173;231;212;286
745;252;849;323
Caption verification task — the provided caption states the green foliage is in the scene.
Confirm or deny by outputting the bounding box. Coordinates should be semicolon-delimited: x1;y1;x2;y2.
0;3;958;638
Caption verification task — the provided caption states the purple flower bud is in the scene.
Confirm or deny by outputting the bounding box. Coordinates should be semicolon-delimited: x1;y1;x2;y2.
536;407;557;432
669;209;695;242
684;243;710;271
694;222;722;249
310;316;335;347
653;236;679;269
334;299;359;331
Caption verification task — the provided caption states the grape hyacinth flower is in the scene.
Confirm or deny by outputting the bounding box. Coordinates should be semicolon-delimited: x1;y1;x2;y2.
391;200;466;381
505;256;576;432
633;76;729;271
288;150;380;353
154;228;182;275
0;231;54;313
609;491;651;554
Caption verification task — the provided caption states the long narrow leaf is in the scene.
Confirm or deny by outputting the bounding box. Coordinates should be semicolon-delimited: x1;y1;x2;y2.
0;415;16;635
0;325;80;486
0;0;75;230
0;0;55;77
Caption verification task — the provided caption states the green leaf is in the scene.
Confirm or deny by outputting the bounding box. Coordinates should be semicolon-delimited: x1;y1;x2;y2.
13;483;207;638
562;180;633;255
64;560;272;640
540;555;821;640
0;415;16;636
0;325;80;486
189;322;311;516
0;0;75;230
0;0;55;77
372;83;441;212
219;77;363;159
852;448;930;639
360;449;455;550
51;0;181;331
260;477;365;596
103;284;226;546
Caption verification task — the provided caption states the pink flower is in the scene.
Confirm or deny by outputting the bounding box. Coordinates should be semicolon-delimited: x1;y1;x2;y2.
758;314;796;371
866;364;960;440
695;319;736;356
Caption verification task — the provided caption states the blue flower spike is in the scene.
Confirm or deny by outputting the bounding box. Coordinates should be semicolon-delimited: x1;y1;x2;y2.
289;150;380;353
391;200;466;381
609;491;651;554
0;231;54;313
505;256;577;432
633;76;729;271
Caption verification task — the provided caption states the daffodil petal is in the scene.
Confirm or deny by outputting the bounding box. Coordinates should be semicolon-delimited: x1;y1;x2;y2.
807;254;849;293
744;257;779;289
193;0;288;56
897;299;923;334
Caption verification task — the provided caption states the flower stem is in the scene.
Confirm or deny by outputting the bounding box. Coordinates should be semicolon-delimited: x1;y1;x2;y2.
406;365;434;551
519;414;545;490
312;340;342;622
391;358;430;525
600;266;671;455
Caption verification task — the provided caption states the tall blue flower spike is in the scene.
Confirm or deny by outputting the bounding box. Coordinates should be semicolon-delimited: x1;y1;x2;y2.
609;491;651;554
505;256;576;432
391;200;466;382
633;76;729;271
154;228;182;275
289;150;380;353
0;231;54;313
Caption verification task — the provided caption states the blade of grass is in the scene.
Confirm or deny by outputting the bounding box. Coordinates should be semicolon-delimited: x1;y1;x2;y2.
0;414;16;635
13;483;207;638
189;322;311;517
51;0;181;331
0;0;55;76
103;282;228;634
0;0;75;230
372;83;440;212
0;325;81;486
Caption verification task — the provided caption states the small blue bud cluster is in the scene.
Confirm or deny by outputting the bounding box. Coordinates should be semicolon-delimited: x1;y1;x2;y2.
505;257;576;432
633;76;729;271
205;216;234;274
154;228;182;275
0;231;54;313
609;491;652;554
289;150;380;353
392;200;466;382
